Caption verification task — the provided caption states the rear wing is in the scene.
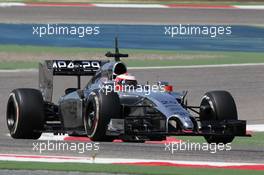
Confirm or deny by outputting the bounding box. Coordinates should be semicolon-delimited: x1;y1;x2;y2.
39;60;108;102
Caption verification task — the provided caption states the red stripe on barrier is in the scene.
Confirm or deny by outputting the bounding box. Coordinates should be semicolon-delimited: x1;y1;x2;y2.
0;154;82;160
145;137;181;144
63;137;123;142
64;136;92;142
246;130;253;135
64;136;182;144
116;162;264;171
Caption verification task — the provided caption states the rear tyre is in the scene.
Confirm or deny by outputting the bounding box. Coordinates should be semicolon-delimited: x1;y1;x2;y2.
84;90;120;141
6;88;45;139
200;91;237;144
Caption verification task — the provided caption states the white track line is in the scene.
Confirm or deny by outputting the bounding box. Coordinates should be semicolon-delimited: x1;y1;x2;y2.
234;5;264;10
1;3;264;10
0;63;263;73
39;133;66;141
0;69;37;73
129;63;264;70
0;3;25;7
247;124;264;132
5;133;66;141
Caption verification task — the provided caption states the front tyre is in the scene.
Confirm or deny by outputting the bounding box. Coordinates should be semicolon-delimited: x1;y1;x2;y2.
84;90;120;141
6;88;45;139
200;91;237;144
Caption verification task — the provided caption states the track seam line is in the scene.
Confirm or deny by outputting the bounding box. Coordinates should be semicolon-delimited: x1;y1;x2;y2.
1;63;264;72
1;3;264;10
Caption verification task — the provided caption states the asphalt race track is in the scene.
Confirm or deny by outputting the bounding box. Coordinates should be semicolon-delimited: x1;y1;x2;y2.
0;7;264;25
0;65;263;163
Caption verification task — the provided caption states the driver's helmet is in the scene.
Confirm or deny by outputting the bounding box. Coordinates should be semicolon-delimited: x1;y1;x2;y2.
115;73;138;87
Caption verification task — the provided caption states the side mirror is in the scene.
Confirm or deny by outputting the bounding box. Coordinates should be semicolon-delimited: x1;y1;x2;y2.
157;81;169;86
65;88;77;95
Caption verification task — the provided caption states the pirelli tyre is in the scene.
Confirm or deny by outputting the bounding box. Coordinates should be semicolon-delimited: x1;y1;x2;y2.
200;91;237;144
84;90;120;141
6;88;45;139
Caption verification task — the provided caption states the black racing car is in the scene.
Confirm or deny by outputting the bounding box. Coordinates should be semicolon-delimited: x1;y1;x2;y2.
6;39;249;143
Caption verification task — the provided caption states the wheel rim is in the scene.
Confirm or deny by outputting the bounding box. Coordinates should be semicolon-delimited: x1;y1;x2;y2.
85;99;98;137
6;94;18;133
200;95;216;121
7;101;16;130
87;111;96;130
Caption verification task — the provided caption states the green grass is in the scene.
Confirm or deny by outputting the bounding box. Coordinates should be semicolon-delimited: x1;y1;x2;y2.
0;61;38;69
1;0;264;5
0;161;263;175
0;45;108;54
0;45;264;69
175;132;264;147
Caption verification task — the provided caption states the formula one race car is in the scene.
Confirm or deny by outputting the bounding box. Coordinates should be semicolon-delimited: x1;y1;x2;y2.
6;39;249;144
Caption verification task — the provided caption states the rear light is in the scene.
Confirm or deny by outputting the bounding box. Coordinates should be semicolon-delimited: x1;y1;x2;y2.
115;85;123;91
164;85;173;92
